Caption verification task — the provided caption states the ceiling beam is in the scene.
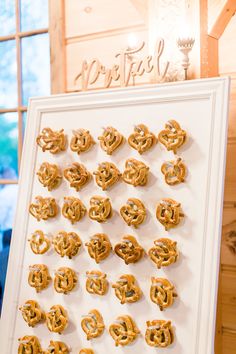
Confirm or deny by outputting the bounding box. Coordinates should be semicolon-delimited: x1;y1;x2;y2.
209;0;236;39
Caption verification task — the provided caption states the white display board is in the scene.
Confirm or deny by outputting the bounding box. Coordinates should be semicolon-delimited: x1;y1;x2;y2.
0;78;230;354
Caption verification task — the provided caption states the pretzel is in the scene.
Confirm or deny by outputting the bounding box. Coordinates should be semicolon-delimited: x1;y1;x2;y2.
128;124;156;154
145;320;174;347
156;198;184;230
79;350;94;354
161;157;186;185
120;198;146;228
29;196;58;221
150;277;177;310
114;235;144;264
28;264;51;292
44;340;69;354
88;196;112;223
85;234;112;263
93;162;121;190
46;305;68;334
70;129;95;154
18;335;42;354
52;231;82;259
64;163;91;191
36;127;66;154
81;309;105;340
86;270;108;295
62;197;86;224
109;315;140;346
19;300;45;327
54;267;77;294
37;162;62;191
98;126;124;155
28;230;50;255
158;120;186;154
112;274;142;304
122;158;149;186
148;238;178;269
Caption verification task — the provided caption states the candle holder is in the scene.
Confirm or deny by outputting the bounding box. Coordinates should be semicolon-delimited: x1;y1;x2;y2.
177;37;195;80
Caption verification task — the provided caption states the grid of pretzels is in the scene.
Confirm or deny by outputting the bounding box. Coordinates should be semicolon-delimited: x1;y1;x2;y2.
28;230;50;255
29;196;58;221
161;157;186;185
44;340;69;354
86;270;108;296
54;267;77;294
36;128;66;154
128;124;156;154
64;163;91;191
88;196;112;222
120;198;146;228
98;126;124;155
18;335;42;354
145;320;174;347
158;120;186;154
70;128;95;154
114;235;144;264
46;305;68;334
37;162;62;191
93;162;121;190
28;264;51;292
109;315;140;346
122;158;149;186
148;238;179;269
156;198;184;230
112;274;142;304
53;231;82;258
85;233;112;263
150;277;177;310
81;309;105;340
19;300;45;327
62;197;86;224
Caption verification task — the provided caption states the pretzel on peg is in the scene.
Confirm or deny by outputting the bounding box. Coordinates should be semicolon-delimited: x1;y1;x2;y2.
52;231;82;259
148;238;179;269
79;349;94;354
93;162;121;190
88;196;112;223
36;127;66;154
158;120;186;154
86;270;108;296
18;335;42;354
28;264;51;292
114;235;144;264
128;124;156;154
150;277;177;310
156;198;184;230
122;158;149;186
28;230;50;255
19;300;45;327
62;197;86;224
37;162;62;191
70;128;95;154
85;234;112;263
46;305;68;334
98;126;124;155
81;309;105;340
29;196;58;221
54;267;77;294
44;340;70;354
161;157;186;185
109;315;140;346
64;163;91;191
145;320;174;347
120;198;146;228
112;274;142;304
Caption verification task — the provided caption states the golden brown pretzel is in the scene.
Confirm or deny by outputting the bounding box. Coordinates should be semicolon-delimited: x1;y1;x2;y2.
145;320;174;347
18;335;42;354
79;349;94;354
85;234;112;263
36;127;66;154
158;120;186;154
150;277;177;310
70;129;95;154
114;235;144;264
37;162;62;191
46;305;68;334
109;315;140;346
128;124;156;154
148;238;178;269
93;162;121;190
88;196;112;223
112;274;142;304
28;230;50;255
62;197;86;224
86;270;108;296
19;300;45;327
64;163;91;191
52;231;82;259
156;198;184;230
54;267;77;294
161;157;186;185
122;158;149;186
98;126;124;155
81;309;105;340
120;198;146;228
29;196;58;221
28;264;51;292
44;340;69;354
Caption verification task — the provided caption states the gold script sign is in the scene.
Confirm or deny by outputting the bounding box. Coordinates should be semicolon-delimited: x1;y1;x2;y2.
74;38;170;91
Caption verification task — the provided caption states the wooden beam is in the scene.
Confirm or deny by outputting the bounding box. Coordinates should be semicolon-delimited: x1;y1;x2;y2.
207;35;219;77
210;0;236;39
130;0;148;22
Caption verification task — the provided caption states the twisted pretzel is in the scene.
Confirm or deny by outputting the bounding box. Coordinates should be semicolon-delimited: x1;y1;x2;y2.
52;231;82;259
128;124;156;154
85;234;112;263
114;235;144;264
156;198;184;230
145;320;174;347
70;129;95;154
28;230;50;255
93;162;121;190
37;162;62;191
79;350;94;354
158;120;186;154
36;128;66;154
62;197;86;224
122;158;149;186
109;315;140;346
54;267;77;294
64;163;91;191
112;274;142;304
148;238;178;269
29;196;58;221
98;126;124;155
88;196;112;223
150;277;177;310
161;157;186;185
44;341;69;354
18;335;42;354
81;309;105;340
28;264;51;292
46;305;68;334
86;270;108;296
19;300;45;327
120;198;146;228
